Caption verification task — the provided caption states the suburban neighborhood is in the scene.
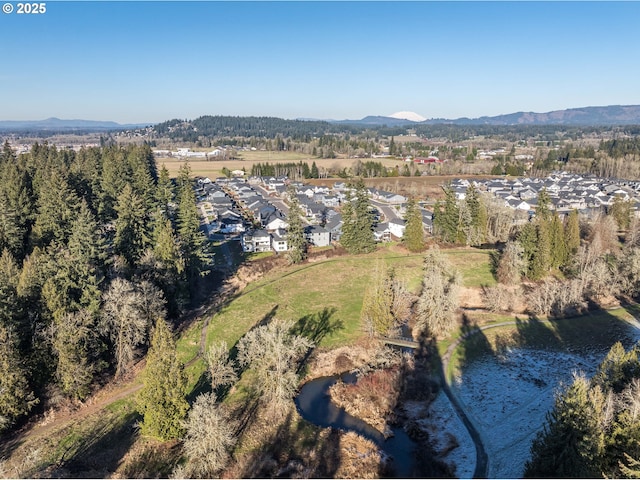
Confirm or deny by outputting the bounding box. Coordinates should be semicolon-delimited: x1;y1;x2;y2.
194;170;640;255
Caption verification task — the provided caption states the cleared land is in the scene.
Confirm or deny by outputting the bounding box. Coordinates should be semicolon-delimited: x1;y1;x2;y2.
156;150;401;179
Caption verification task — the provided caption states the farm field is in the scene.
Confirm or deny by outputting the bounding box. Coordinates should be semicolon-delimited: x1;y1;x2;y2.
156;150;401;179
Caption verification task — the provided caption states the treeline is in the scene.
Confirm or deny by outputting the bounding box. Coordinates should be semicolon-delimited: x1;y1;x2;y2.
153;116;359;142
0;142;209;431
250;161;321;180
525;342;640;478
248;160;403;180
152;116;615;144
600;137;640;159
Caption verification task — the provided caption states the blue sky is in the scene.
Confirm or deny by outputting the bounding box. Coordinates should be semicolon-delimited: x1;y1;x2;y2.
1;1;639;124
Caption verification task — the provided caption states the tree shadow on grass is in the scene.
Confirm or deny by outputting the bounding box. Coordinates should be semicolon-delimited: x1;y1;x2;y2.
291;306;343;345
291;306;343;375
45;408;142;478
449;312;494;374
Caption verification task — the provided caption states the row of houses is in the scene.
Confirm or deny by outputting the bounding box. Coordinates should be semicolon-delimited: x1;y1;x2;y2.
196;175;434;254
154;147;227;158
450;172;640;217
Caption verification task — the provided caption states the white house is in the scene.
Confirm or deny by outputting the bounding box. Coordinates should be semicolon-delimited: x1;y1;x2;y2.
271;229;288;252
388;218;406;238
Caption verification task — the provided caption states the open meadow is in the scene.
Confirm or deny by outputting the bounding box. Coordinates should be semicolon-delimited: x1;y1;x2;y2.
176;245;496;384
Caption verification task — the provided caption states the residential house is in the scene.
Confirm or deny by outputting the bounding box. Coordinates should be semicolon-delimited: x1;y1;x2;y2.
241;229;271;253
263;211;288;231
271;229;288;252
325;213;343;242
374;223;391;242
388;218;406;238
304;225;331;247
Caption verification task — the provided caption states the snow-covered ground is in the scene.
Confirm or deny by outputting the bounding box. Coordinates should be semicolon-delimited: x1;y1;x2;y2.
424;324;640;478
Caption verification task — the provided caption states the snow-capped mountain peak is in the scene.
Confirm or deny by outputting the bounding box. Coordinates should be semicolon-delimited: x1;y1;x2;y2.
388;111;426;122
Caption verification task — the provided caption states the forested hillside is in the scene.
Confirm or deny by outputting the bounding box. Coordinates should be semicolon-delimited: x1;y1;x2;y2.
0;141;209;431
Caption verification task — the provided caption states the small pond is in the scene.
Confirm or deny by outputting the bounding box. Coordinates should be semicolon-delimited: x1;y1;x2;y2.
295;372;417;478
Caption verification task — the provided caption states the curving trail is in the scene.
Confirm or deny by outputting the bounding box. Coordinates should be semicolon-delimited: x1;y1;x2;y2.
439;320;533;478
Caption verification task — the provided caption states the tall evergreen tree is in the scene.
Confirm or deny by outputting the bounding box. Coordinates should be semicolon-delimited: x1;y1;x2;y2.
530;219;552;280
177;177;211;290
0;323;37;432
340;179;375;254
128;144;158;210
525;375;606;478
402;197;425;252
310;161;319;179
565;209;581;256
536;188;552;221
137;318;189;440
52;309;102;400
98;146;131;221
465;184;487;245
31;170;80;247
285;187;306;264
434;186;460;244
156;164;174;216
114;183;150;266
549;214;568;269
518;222;538;279
0;160;33;260
68;199;108;279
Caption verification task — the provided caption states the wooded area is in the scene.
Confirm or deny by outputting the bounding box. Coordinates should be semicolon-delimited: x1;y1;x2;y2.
0;141;209;431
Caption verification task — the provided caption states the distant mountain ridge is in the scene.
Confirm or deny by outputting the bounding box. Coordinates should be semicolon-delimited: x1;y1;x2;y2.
0;117;149;130
2;105;640;133
437;105;640;126
333;105;640;126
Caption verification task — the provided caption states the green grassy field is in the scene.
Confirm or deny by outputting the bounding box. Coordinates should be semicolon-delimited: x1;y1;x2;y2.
174;246;496;370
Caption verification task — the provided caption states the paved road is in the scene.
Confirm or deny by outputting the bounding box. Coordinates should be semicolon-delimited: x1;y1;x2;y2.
370;199;400;222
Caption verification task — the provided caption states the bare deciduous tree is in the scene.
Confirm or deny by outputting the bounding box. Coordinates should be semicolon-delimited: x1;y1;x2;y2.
588;213;620;257
181;392;236;478
527;278;585;318
236;319;312;413
415;247;460;338
101;278;166;377
360;261;393;337
204;341;237;390
484;196;517;243
483;284;519;313
497;241;526;284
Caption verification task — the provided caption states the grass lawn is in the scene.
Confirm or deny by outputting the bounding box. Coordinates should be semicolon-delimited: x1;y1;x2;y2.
200;246;495;357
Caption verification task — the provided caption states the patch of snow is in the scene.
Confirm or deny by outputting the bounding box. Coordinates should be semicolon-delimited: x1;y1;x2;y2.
405;396;475;478
388;111;426;122
418;321;640;479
